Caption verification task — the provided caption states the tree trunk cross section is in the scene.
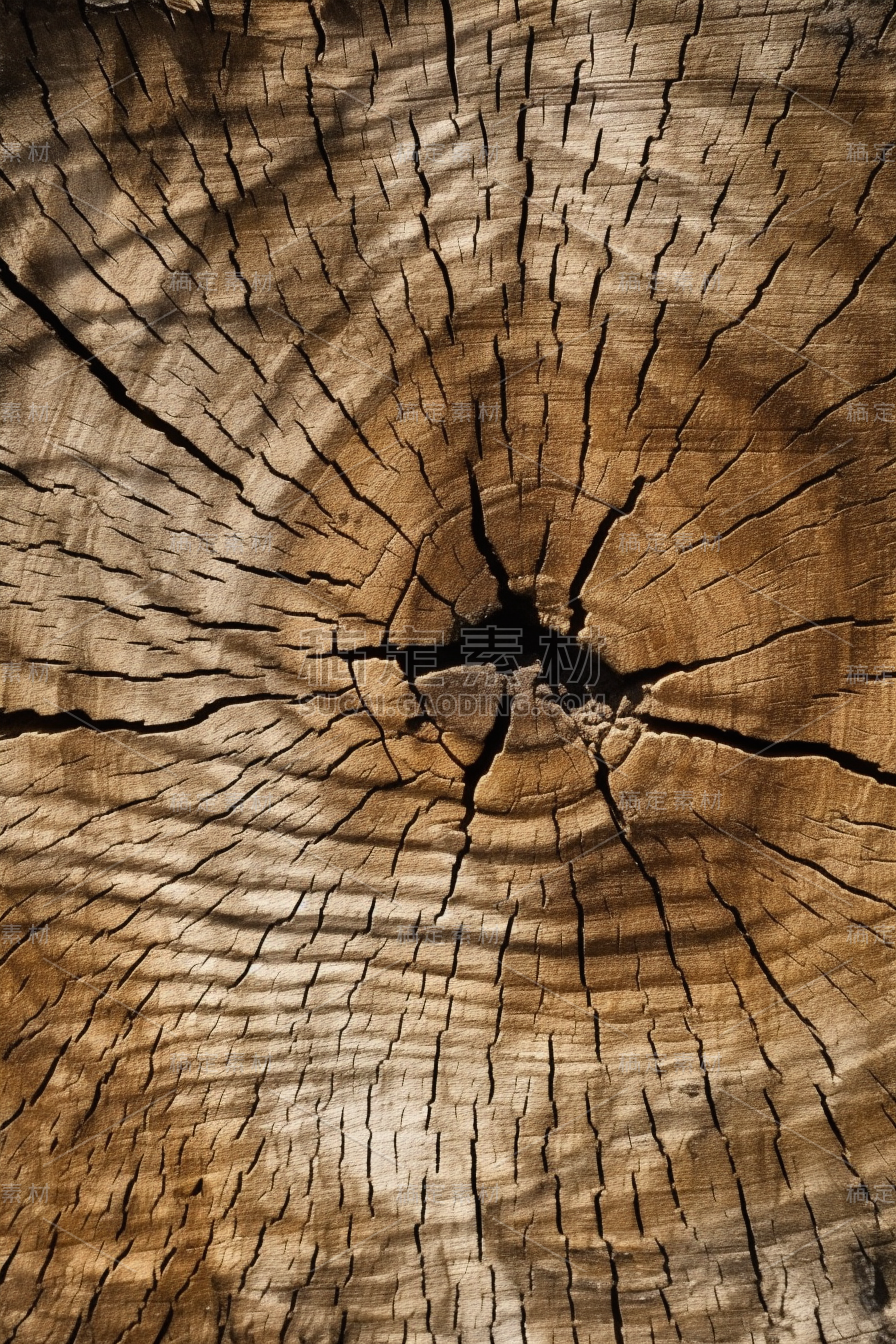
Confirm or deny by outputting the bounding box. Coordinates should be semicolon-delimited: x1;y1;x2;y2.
1;1;895;1341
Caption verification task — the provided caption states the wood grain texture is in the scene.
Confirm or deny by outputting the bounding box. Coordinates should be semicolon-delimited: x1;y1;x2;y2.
2;0;896;1340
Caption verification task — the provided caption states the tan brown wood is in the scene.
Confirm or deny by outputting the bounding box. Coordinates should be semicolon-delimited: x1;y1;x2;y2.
2;1;896;1340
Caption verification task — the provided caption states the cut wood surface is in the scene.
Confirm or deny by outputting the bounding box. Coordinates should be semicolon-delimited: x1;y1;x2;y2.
2;0;896;1340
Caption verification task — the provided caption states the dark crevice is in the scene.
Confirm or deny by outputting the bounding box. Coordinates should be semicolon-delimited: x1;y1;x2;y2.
311;463;634;711
605;1238;626;1344
577;319;610;482
734;1177;769;1313
420;464;644;912
466;459;513;614
0;254;245;494
639;711;896;788
627;300;666;427
0;695;295;741
308;2;326;59
568;475;648;636
746;827;894;912
593;756;693;1007
440;0;459;110
438;685;512;915
813;1084;859;1176
306;69;339;198
705;875;838;1077
627;617;870;685
419;214;455;317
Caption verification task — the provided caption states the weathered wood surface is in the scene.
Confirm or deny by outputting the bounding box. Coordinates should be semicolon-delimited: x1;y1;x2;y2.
2;0;896;1340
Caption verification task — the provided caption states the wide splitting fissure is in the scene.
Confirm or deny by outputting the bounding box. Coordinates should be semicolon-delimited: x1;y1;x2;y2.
343;460;643;715
337;604;625;711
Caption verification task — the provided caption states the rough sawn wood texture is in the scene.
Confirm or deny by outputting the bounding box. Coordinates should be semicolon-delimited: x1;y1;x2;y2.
2;0;896;1340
